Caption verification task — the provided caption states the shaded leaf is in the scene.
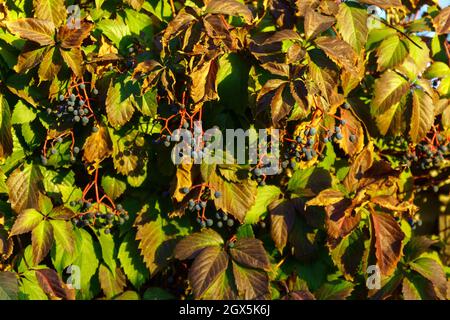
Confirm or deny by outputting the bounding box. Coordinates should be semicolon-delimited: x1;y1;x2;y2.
232;261;269;300
0;272;18;300
174;228;223;260
188;246;229;299
98;264;126;299
229;238;270;271
35;269;74;300
0;94;13;159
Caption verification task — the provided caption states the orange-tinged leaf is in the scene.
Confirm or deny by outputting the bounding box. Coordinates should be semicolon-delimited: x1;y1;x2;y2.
409;89;434;143
82;125;113;163
14;44;46;74
336;2;368;52
371;212;404;277
6;164;42;214
359;0;402;9
58;21;93;48
6;18;55;46
35;268;75;300
304;7;335;40
189;56;219;104
337;108;364;156
433;6;450;34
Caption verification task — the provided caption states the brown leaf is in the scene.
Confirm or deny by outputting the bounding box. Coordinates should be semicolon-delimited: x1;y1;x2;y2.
6;18;55;46
262;29;301;44
229;238;270;271
337;108;364;156
283;290;316;300
371;212;405;277
315;36;358;76
33;0;67;27
189;56;219;104
269;199;297;252
433;7;450;35
188;246;229;298
343;142;374;193
325;198;361;241
58;21;93;48
304;7;335;40
359;0;402;9
82;126;113;163
205;0;253;23
35;269;75;300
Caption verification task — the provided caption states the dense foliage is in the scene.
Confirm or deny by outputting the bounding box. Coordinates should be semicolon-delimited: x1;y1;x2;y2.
0;0;449;300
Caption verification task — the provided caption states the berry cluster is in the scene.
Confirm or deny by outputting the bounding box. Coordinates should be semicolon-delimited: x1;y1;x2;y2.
196;211;235;229
280;116;356;170
403;134;449;170
48;86;96;126
72;201;128;234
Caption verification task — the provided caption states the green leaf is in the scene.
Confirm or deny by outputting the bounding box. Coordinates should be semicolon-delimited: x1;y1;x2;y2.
6;163;42;214
287;167;331;195
11;101;36;124
398;36;430;80
18;271;48;300
118;232;149;289
10;208;43;236
142;0;173;22
72;228;101;300
409;89;434;143
101;175;127;200
0;271;19;300
98;264;126;299
136;89;158;117
96;18;132;50
188;246;229;299
244;185;281;224
336;2;368;52
376;35;408;71
0;94;13;159
31;220;54;265
96;230;117;274
50;220;75;258
174;228;224;260
143;287;175;300
315;280;354;300
229;238;270;271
